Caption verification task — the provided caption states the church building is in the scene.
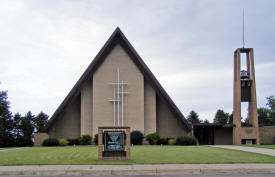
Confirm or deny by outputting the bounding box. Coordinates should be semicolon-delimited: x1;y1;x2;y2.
41;27;191;142
34;27;275;146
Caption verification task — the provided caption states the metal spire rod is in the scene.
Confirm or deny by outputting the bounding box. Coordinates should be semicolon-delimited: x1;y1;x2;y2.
242;8;245;48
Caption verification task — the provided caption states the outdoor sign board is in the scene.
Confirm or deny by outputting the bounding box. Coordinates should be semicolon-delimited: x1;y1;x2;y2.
104;131;125;151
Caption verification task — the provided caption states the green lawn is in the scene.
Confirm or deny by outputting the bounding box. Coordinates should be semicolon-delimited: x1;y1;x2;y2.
0;145;275;165
0;148;15;150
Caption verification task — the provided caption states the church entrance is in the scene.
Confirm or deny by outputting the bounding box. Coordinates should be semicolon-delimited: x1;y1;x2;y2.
193;124;220;145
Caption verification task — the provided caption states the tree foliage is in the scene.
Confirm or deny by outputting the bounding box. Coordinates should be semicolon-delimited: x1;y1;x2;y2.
213;109;230;124
203;119;210;124
34;112;48;133
0;91;14;147
20;111;35;146
257;95;275;126
187;110;201;124
266;95;275;111
0;90;48;147
257;107;272;126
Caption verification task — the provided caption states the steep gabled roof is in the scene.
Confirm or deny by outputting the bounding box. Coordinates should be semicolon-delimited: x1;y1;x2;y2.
46;27;191;131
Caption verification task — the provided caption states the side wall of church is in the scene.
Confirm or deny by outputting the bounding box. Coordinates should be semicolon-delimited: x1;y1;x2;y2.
92;44;144;136
156;96;188;138
259;126;275;144
81;80;93;136
48;96;81;139
214;127;233;145
144;79;156;135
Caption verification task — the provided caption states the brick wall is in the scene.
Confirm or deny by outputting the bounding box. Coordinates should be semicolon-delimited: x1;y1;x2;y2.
259;126;275;144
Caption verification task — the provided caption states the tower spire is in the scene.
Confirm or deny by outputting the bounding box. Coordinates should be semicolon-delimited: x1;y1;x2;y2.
242;8;245;48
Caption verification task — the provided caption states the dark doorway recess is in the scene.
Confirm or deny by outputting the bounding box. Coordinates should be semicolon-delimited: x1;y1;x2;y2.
193;124;226;145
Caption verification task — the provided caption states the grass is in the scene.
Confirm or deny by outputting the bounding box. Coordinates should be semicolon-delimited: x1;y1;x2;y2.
0;145;275;165
0;148;16;150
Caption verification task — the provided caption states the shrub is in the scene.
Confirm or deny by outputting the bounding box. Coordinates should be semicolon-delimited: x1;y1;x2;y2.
157;137;169;145
42;138;59;146
131;130;144;145
168;138;176;145
145;133;160;145
175;136;199;145
59;138;69;146
93;134;98;145
67;138;80;145
79;134;92;145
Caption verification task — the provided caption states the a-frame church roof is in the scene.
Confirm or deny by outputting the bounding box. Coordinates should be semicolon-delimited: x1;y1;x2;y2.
46;27;191;131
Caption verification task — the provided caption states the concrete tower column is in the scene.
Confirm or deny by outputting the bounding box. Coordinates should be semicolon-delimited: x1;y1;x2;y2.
233;49;242;144
233;48;260;145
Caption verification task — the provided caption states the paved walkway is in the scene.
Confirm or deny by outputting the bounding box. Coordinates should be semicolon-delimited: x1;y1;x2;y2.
213;145;275;157
0;164;275;175
0;147;27;152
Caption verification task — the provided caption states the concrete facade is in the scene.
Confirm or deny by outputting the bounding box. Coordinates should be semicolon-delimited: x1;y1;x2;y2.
93;44;145;136
48;96;81;139
144;79;156;135
81;80;93;136
44;28;190;145
157;96;189;138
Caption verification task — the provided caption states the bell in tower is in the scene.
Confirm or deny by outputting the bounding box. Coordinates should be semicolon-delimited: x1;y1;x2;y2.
233;48;260;145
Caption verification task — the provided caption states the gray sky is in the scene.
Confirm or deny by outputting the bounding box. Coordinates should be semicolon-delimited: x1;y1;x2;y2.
0;0;274;122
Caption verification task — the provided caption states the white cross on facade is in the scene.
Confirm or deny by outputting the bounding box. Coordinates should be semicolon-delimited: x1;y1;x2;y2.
108;68;128;126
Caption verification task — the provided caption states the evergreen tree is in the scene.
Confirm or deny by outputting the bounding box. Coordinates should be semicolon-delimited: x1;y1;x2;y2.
213;109;230;124
0;91;14;147
187;110;201;124
34;111;48;132
12;113;24;146
21;111;35;146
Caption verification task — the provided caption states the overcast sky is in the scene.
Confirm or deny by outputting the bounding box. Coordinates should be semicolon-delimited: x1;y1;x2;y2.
1;0;274;122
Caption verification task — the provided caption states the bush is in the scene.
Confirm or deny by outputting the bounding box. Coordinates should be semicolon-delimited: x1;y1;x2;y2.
93;134;98;145
145;133;160;145
131;130;144;145
175;136;198;145
157;137;169;145
168;138;176;145
79;134;92;145
59;138;69;146
42;138;59;146
67;138;80;145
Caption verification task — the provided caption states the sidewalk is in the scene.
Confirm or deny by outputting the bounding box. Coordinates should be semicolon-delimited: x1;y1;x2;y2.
213;145;275;157
0;164;275;175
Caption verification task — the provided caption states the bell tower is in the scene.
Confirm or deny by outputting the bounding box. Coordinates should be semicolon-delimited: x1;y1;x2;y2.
233;48;260;145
